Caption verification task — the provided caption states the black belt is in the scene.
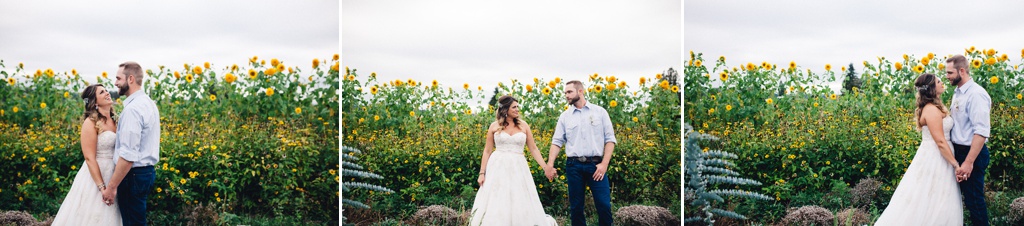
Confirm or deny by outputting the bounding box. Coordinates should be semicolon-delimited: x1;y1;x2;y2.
570;156;603;163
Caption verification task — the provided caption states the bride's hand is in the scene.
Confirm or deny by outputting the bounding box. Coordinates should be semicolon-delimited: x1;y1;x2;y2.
477;174;485;186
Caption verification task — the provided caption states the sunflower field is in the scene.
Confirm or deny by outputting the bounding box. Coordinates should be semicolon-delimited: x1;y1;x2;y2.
0;56;340;224
341;68;682;224
684;48;1024;223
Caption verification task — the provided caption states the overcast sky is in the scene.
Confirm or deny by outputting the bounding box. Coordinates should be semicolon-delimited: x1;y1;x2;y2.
686;1;1024;90
343;0;681;105
1;0;337;86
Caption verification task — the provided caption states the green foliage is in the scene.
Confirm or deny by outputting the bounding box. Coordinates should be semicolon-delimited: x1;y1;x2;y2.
684;123;771;225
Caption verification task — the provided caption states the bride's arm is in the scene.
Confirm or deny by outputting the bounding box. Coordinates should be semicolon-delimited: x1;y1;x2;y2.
80;119;107;191
523;123;547;167
923;105;959;168
479;123;498;181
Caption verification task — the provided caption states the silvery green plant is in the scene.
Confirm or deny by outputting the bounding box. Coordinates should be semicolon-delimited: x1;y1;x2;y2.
684;123;771;225
342;146;393;222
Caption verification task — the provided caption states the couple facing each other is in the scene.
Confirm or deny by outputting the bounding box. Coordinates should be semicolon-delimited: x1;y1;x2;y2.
50;62;162;226
875;55;992;225
469;80;616;226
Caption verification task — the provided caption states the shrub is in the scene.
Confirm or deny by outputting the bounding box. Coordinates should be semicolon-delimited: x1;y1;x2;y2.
684;123;771;224
408;205;459;226
779;205;834;226
614;205;680;226
833;208;869;226
1009;197;1024;224
850;178;881;208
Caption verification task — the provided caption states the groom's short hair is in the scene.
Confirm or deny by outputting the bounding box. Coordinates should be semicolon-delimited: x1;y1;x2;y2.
566;80;584;91
946;55;969;75
119;61;144;85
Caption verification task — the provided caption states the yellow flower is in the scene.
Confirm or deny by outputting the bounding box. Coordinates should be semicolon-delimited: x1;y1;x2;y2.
830;94;837;100
409;111;416;117
12;106;18;113
938;63;945;70
370;86;379;95
193;66;202;75
38;157;45;162
659;80;670;89
671;85;679;93
825;64;832;71
719;71;728;81
71;165;76;170
990;76;999;84
639;77;646;84
542;87;552;95
265;87;275;96
594;85;602;93
248;69;257;79
64;92;69;98
40;102;46;109
209;95;216;101
174;71;181;79
231;64;238;71
251;56;258;63
921;57;930;66
765;98;773;105
725;105;732;111
985;48;996;56
225;73;237;83
1000;53;1008;62
266;68;277;76
526;84;534;92
985;57;996;65
972;59;982;68
331;62;340;72
913;64;924;73
1017;93;1022;100
7;78;14;85
204;62;211;69
211;145;217;151
609;100;618;107
632;117;638;122
694;60;702;67
295;107;302;114
707;108;715;114
374;115;380;121
841;66;846;72
895;62;903;71
271;58;280;67
606;83;616;91
464;83;469;90
277;64;286;73
789;61;796;70
431;80;438;88
185;74;194;83
333;53;340;61
45;68;54;77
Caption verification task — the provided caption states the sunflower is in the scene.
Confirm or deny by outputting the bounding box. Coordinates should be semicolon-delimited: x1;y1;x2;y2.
656;73;663;79
789;61;797;70
374;115;380;121
1017;93;1022;100
463;83;469;90
193;66;202;75
632;117;638;122
431;80;438;88
606;83;616;91
985;57;996;65
231;64;238;71
825;64;832;71
295;107;302;114
972;59;982;68
1000;53;1008;62
526;84;534;92
694;60;702;67
204;62;211;69
594;85;603;93
248;69;257;79
719;71;729;81
333;54;340;61
921;57;930;66
609;100;617;108
725;105;732;111
174;71;181;79
990;76;999;84
250;56;258;63
265;68;277;76
765;98;773;105
659;80;670;89
985;48;996;57
830;94;837;100
707;108;715;114
542;87;552;95
762;62;771;70
370;86;379;95
40;102;46;109
639;77;646;84
209;95;216;101
225;73;237;83
185;74;194;83
271;58;280;67
671;85;679;93
913;64;924;74
265;87;275;96
895;62;903;71
7;78;15;86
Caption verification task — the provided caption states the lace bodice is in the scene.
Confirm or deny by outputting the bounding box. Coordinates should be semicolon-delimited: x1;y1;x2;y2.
494;131;526;155
921;116;953;143
96;131;116;160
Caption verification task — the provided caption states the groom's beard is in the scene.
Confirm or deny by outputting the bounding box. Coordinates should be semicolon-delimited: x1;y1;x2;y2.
118;83;129;98
567;96;580;106
950;73;962;87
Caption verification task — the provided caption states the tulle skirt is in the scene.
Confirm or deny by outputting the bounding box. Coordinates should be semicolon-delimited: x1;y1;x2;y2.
875;140;962;225
51;160;122;226
470;151;557;226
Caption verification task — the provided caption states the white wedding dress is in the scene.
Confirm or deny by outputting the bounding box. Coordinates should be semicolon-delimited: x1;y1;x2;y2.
51;131;122;226
875;116;962;225
469;131;558;226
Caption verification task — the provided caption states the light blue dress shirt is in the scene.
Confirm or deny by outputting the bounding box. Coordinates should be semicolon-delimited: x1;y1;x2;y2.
551;102;617;157
949;80;991;145
115;92;161;167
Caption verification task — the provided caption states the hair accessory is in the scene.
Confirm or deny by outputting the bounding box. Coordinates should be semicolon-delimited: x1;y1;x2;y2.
916;85;929;92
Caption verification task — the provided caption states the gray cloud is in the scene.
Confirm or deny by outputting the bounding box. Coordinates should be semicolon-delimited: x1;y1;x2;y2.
1;0;338;83
343;0;681;104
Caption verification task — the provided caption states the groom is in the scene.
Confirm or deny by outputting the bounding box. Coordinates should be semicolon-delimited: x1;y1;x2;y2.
102;61;162;226
546;80;616;226
945;55;991;225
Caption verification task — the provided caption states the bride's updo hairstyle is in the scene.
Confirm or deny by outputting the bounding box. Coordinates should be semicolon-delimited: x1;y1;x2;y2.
913;73;948;129
495;95;521;131
81;84;117;134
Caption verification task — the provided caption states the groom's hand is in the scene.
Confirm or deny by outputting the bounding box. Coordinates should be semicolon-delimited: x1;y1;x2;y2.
101;187;115;206
957;162;974;180
544;165;557;181
592;163;608;181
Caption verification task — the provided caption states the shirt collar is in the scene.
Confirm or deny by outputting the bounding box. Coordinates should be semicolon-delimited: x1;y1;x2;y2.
123;91;146;106
572;101;593;112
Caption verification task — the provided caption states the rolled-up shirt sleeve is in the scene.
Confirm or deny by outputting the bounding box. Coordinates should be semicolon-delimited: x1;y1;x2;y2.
116;108;143;162
552;115;566;148
967;93;991;138
601;110;617;144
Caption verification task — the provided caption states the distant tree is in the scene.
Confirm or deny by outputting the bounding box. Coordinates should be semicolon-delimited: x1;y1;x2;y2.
842;63;862;95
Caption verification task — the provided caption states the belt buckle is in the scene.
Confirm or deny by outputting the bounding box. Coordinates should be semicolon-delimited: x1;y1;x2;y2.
576;156;587;163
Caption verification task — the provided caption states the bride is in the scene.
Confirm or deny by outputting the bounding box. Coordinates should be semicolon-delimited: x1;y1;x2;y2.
51;84;122;225
875;73;962;225
470;95;558;226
